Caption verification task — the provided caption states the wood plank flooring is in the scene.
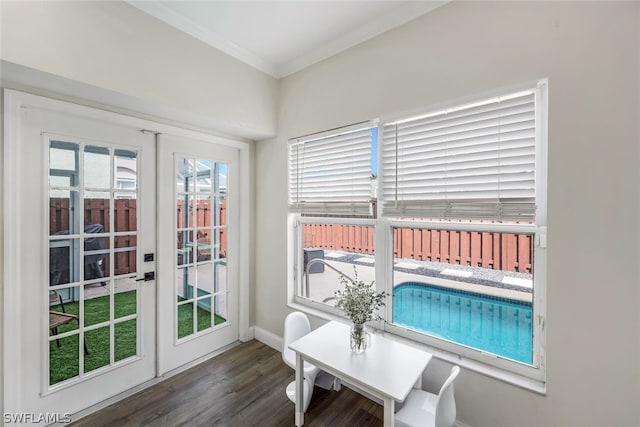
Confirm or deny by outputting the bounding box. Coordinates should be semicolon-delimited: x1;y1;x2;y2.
71;340;383;427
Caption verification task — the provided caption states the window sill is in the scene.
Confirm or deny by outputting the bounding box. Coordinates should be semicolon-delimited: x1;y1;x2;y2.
287;299;546;395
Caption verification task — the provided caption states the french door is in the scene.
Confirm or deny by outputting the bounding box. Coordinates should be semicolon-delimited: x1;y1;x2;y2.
4;90;245;422
157;134;239;374
3;92;157;419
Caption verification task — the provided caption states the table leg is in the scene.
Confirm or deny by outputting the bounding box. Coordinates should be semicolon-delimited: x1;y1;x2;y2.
383;397;395;427
295;353;304;426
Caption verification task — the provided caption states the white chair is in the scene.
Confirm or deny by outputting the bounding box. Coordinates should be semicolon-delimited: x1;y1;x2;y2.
395;365;460;427
282;312;334;412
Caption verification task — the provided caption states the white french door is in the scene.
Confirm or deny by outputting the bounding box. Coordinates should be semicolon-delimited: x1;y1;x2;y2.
3;90;248;422
157;134;239;374
3;92;157;420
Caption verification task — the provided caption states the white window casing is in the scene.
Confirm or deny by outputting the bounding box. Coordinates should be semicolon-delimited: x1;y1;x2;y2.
287;80;548;389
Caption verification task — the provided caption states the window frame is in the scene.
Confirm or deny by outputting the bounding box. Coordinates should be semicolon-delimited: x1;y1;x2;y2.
292;216;377;315
287;79;548;388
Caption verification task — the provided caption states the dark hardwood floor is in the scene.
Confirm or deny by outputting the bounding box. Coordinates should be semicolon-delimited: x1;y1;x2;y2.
71;340;383;427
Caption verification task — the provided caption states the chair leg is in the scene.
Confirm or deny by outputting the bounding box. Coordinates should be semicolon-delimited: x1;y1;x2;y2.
77;319;89;355
52;327;61;347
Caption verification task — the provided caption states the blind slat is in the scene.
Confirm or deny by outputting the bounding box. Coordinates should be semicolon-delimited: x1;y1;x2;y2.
289;122;374;216
382;90;537;222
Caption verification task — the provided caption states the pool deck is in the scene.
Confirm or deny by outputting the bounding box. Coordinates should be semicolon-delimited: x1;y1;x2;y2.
306;250;533;305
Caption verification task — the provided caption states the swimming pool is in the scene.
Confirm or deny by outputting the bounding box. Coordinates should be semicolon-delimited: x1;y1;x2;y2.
393;282;532;364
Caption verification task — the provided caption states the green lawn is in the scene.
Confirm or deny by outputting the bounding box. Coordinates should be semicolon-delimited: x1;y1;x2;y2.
50;290;225;385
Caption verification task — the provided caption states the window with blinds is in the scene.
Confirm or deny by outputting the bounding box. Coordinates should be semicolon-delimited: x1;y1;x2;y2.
289;121;375;217
382;88;540;222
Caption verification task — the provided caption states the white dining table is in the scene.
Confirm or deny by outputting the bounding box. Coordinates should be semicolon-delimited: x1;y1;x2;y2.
288;321;432;427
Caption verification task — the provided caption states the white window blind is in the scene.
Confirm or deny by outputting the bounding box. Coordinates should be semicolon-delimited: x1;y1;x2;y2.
289;122;374;216
382;89;539;222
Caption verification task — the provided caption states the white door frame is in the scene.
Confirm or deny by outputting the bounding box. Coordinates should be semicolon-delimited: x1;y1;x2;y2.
2;89;252;416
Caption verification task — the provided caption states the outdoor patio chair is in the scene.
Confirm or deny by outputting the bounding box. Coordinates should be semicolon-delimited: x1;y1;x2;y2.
49;290;88;355
395;365;460;427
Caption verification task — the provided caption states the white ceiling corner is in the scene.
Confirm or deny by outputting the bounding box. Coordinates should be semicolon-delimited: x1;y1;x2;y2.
127;1;448;79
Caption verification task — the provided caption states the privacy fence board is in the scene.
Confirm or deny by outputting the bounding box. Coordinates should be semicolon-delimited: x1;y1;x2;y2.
304;224;532;273
50;198;227;277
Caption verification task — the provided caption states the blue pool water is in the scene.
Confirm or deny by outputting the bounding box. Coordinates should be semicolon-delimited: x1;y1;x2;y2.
393;282;532;364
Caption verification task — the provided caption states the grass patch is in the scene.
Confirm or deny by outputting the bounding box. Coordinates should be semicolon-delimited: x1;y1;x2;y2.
177;297;226;339
50;290;225;385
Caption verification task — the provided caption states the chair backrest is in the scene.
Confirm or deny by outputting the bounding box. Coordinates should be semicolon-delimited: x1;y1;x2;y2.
282;312;312;368
435;365;460;427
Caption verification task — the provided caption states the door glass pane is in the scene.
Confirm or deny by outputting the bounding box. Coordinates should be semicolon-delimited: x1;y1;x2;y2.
49;335;79;385
176;157;194;193
214;295;227;325
114;278;137;319
114;149;137;190
114;193;136;232
115;250;136;276
50;189;80;235
196;264;212;295
196;160;211;193
47;140;140;387
174;157;227;340
50;239;80;286
115;319;137;362
176;266;195;302
115;235;136;275
177;230;194;266
84;283;110;327
84;146;110;189
49;141;79;187
84;233;109;282
84;192;110;233
196;195;211;227
49;287;80;333
197;297;212;331
177;301;194;339
84;326;110;372
177;195;194;229
213;261;227;294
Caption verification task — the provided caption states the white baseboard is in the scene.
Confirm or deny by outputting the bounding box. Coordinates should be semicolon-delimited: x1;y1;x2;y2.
253;325;283;352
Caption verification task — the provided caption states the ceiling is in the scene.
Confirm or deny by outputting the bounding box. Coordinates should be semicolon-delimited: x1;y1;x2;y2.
128;1;447;78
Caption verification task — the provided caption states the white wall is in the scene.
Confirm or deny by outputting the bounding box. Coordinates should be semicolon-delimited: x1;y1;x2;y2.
0;0;277;140
255;1;640;426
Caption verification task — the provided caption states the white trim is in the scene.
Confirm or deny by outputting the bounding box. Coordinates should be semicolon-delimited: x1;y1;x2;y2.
238;145;252;342
253;326;282;353
2;88;23;416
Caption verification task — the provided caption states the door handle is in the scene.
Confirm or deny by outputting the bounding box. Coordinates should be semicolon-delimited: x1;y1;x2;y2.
136;272;155;282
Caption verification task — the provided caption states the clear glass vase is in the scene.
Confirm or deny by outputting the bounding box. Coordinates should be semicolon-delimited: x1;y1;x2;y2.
350;323;369;353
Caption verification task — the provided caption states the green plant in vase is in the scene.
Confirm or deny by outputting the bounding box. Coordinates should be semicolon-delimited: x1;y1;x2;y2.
334;267;387;353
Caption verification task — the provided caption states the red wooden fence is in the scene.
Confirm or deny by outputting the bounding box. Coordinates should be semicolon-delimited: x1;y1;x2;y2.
176;199;227;258
303;224;533;273
50;198;227;277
